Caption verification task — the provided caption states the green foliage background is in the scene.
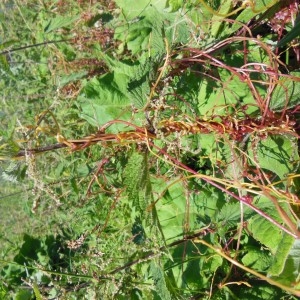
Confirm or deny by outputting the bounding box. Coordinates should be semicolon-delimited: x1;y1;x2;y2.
1;0;300;299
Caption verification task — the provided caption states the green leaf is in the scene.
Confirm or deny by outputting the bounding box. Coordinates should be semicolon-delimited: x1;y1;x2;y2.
0;282;8;299
269;72;300;111
44;15;79;33
115;5;166;56
248;135;299;179
15;289;32;300
115;0;167;19
59;71;88;87
132;218;146;244
157;180;187;241
217;202;254;231
124;151;149;219
248;204;283;253
0;54;10;73
150;260;172;300
242;248;272;272
103;56;154;108
76;74;131;131
236;284;283;300
269;237;300;287
268;233;294;276
70;177;79;195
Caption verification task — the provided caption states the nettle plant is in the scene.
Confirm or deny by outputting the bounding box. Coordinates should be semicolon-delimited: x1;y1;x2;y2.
1;0;300;299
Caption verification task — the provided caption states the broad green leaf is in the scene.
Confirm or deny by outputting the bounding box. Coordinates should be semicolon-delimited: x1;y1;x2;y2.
115;0;167;19
236;284;283;300
269;72;300;111
158;180;224;242
44;15;79;33
15;289;32;300
103;56;153;108
248;198;283;254
242;248;272;272
150;261;172;300
124;151;149;219
268;233;294;276
194;184;225;221
115;3;190;57
248;135;298;179
76;74;132;131
269;238;300;287
157;180;187;241
168;242;223;293
197;69;257;116
217;202;254;234
115;5;166;56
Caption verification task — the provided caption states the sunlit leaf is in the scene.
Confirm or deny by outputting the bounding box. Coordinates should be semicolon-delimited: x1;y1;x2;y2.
44;15;79;33
270;72;300;111
269;237;300;287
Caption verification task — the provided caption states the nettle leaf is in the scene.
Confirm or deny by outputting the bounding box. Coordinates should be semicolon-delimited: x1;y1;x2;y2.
115;2;190;57
115;0;167;20
103;56;153;108
124;151;149;219
168;242;223;293
268;233;294;276
247;199;284;253
158;180;224;242
217;202;254;232
76;74;132;132
157;180;186;241
115;5;165;56
132;218;147;245
269;237;300;287
150;261;172;300
236;284;283;300
195;184;225;222
44;15;79;33
197;72;255;116
248;135;299;179
76;52;161;129
242;248;272;272
269;72;300;111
